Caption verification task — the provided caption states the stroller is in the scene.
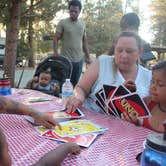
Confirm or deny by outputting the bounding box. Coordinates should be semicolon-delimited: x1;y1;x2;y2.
26;55;72;96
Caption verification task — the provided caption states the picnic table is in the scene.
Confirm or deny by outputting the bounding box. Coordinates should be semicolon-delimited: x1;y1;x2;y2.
0;88;152;166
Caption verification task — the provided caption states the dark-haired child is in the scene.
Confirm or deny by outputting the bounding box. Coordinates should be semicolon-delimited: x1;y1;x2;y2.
124;61;166;132
29;71;60;96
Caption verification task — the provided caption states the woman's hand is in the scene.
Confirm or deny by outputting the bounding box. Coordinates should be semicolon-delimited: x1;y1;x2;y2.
66;96;83;113
33;112;61;129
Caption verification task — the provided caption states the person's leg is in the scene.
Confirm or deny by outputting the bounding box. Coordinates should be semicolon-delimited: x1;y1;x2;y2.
71;59;83;87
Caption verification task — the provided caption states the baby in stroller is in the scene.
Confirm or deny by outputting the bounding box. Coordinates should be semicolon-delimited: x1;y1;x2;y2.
30;71;60;96
26;56;72;97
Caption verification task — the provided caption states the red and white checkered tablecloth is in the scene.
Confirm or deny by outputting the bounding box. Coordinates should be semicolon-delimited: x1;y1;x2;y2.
0;89;151;166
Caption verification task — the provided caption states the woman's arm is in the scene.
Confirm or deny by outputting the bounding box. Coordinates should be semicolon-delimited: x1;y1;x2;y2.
67;59;99;113
78;59;99;93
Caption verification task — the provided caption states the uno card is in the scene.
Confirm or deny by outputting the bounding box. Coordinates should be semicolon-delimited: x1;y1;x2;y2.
53;119;108;137
107;99;120;118
95;100;107;114
103;84;116;100
41;130;98;147
111;93;151;118
111;84;130;99
102;84;119;117
95;89;108;114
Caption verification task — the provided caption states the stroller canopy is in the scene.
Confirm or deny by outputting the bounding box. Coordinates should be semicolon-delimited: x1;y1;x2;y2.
34;55;72;87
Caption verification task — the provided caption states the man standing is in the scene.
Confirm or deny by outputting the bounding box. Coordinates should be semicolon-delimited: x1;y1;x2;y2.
53;0;91;87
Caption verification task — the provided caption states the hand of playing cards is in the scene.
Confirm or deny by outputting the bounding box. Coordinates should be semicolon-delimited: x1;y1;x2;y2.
95;84;151;119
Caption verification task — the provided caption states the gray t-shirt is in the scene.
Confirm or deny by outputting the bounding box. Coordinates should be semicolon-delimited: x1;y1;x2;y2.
56;18;86;62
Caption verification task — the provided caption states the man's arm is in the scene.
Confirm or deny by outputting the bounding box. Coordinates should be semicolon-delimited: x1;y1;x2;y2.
53;32;62;56
0;96;60;128
0;96;36;116
82;32;91;64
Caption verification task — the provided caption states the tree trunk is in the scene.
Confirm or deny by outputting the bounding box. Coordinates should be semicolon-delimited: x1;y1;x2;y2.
28;18;35;67
28;0;35;67
3;0;22;87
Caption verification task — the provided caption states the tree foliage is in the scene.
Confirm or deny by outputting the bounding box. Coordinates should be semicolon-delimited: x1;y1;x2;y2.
124;0;139;13
3;0;165;86
150;0;166;46
0;0;10;25
20;0;66;67
0;0;65;85
83;0;123;56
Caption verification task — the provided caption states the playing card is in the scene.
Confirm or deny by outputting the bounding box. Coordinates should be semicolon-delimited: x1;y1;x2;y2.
107;84;131;117
95;100;107;114
95;89;108;114
107;99;120;118
102;84;119;117
41;130;98;147
111;84;130;99
111;93;151;118
103;84;116;100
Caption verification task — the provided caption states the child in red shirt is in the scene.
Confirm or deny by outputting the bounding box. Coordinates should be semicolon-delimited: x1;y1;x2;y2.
124;61;166;132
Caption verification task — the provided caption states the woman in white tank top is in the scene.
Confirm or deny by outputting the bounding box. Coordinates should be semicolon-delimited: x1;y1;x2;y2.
66;32;152;113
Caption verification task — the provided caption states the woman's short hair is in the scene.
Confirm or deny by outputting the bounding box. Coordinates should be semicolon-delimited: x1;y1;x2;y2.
115;31;142;50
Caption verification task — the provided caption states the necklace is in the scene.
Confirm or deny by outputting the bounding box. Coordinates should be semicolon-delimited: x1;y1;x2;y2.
158;103;166;113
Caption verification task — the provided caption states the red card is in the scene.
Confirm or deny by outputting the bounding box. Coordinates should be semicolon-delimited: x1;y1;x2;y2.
111;93;151;118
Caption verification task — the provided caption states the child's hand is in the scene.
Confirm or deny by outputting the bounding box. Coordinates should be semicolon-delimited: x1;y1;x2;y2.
52;83;60;90
65;142;81;155
32;76;39;82
121;111;140;126
31;76;39;89
31;81;39;89
123;80;136;92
